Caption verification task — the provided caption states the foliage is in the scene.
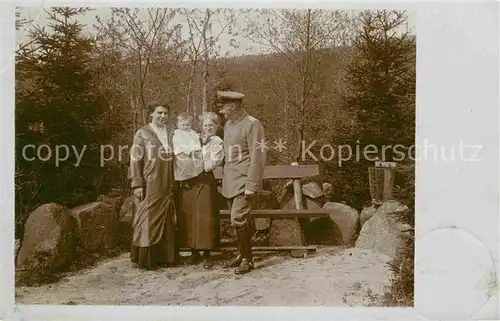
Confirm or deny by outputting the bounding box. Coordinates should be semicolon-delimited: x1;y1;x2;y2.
240;9;356;163
15;7;113;238
384;165;415;306
325;10;415;210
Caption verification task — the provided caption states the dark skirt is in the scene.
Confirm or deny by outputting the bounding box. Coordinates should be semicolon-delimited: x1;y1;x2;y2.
176;171;220;250
130;213;178;269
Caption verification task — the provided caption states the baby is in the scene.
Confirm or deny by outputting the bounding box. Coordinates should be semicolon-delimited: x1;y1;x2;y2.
172;112;203;181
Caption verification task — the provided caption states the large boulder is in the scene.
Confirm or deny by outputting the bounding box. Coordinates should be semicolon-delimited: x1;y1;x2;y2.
268;218;303;246
269;183;324;247
16;203;75;278
360;205;377;227
97;188;123;215
70;201;118;253
322;202;360;246
274;182;324;245
355;200;410;259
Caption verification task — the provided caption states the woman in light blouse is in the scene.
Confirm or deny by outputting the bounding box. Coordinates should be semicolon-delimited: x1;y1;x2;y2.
176;111;224;269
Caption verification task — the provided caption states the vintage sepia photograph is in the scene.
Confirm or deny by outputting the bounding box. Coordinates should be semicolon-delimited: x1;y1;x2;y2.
14;6;416;306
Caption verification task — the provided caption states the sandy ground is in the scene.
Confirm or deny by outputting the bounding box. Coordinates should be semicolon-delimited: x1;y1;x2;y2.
15;247;392;306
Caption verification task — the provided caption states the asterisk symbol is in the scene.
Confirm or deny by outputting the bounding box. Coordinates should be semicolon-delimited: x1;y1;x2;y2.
256;138;269;152
273;139;287;152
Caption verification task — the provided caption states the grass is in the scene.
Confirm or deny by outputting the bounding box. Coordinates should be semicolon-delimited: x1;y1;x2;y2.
381;174;415;307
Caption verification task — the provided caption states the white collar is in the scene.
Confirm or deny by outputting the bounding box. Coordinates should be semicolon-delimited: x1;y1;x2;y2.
151;122;167;132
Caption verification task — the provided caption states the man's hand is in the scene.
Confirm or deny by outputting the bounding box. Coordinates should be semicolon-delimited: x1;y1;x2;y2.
134;187;144;201
244;189;256;196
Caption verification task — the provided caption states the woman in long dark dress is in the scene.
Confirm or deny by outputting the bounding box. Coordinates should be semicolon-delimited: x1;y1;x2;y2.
176;112;224;269
129;102;177;270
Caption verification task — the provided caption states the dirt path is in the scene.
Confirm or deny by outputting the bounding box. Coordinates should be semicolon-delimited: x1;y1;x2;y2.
15;247;392;306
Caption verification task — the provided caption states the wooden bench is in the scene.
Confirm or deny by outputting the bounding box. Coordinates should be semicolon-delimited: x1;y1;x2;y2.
214;163;331;257
128;163;330;257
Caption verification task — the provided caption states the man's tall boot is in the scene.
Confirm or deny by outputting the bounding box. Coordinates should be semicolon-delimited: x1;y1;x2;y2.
223;229;243;268
234;223;254;275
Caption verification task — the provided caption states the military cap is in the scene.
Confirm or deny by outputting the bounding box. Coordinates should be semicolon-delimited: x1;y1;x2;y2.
217;91;245;101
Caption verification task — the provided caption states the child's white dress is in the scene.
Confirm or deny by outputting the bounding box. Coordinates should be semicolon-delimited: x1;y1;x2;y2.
172;129;203;181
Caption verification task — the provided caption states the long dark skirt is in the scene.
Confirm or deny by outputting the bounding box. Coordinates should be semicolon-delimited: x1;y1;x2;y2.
130;213;178;269
176;171;220;250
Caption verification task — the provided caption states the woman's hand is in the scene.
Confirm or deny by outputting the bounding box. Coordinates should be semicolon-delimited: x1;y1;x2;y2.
200;133;208;145
134;187;144;201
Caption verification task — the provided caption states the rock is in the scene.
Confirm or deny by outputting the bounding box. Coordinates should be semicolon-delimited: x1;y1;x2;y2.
304;217;343;245
70;201;118;253
97;194;121;215
360;205;377;227
374;200;409;218
16;203;75;276
302;182;324;199
322;183;333;200
269;218;303;246
254;219;270;231
279;180;326;206
322;202;360;246
273;185;324;246
279;191;324;210
117;195;135;250
355;200;410;259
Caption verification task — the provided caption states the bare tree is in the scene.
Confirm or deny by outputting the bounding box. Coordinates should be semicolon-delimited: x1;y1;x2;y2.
242;9;355;162
183;8;239;118
94;8;185;131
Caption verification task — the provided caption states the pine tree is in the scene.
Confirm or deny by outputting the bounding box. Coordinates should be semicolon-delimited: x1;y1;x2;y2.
341;10;415;305
15;7;109;237
329;10;415;209
344;10;415;158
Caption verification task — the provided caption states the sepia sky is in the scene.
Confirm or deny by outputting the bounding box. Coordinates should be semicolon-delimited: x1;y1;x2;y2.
16;7;416;57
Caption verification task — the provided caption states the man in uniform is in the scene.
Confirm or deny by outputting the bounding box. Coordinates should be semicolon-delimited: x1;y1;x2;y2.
217;90;267;274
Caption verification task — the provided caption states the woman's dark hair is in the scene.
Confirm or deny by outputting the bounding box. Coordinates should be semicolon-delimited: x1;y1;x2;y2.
147;102;171;115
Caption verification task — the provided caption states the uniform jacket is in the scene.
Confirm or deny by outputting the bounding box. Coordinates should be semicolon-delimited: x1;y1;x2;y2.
221;110;267;199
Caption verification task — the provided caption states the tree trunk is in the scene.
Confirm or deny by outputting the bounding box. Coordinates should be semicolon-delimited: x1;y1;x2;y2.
201;9;211;116
296;9;312;162
202;51;209;115
130;94;137;134
186;66;195;114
